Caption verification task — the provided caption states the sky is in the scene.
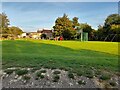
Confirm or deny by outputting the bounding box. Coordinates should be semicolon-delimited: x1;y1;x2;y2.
2;0;120;2
2;2;118;32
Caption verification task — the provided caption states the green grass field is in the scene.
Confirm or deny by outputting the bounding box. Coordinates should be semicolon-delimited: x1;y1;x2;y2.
1;40;119;76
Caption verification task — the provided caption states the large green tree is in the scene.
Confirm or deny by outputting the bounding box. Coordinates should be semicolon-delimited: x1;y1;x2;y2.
53;14;76;40
79;23;93;40
103;14;120;34
104;14;120;26
79;23;93;33
92;14;120;41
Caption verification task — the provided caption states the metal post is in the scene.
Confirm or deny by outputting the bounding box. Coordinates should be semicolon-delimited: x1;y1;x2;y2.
81;29;83;41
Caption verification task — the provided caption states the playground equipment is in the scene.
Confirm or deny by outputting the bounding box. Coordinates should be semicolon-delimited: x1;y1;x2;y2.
75;26;88;41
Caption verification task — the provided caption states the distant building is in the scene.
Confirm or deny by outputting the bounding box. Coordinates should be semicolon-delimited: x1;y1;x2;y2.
37;29;53;39
28;32;41;39
21;32;27;38
19;29;53;39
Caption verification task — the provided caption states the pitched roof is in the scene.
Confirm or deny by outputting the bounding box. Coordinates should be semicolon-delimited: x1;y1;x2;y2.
38;29;52;33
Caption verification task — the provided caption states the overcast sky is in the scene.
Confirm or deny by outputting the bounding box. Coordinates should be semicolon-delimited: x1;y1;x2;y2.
2;2;118;32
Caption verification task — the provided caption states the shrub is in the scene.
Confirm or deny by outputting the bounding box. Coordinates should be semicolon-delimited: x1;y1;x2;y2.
53;71;61;74
78;80;86;85
23;75;31;81
95;70;101;76
40;70;46;73
40;75;45;79
51;67;57;70
100;74;111;80
85;73;93;78
31;67;40;72
36;72;41;77
85;71;94;78
16;69;28;76
36;71;45;79
76;70;84;76
53;75;60;82
44;66;51;69
59;67;68;71
4;69;14;74
68;72;74;79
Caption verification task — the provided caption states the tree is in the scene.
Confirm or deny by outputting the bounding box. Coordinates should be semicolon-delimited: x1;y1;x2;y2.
0;13;10;34
103;14;120;35
79;23;93;40
110;24;120;34
53;14;76;40
72;17;80;28
93;14;120;41
104;14;120;26
95;25;105;41
8;26;23;36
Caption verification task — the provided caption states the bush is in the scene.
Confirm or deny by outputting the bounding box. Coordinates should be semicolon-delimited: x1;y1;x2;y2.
59;67;68;71
31;67;40;72
85;70;94;78
53;75;60;82
36;71;45;79
44;66;51;69
85;73;93;78
23;75;31;81
78;80;86;85
68;72;74;79
40;75;45;79
100;74;111;80
76;70;84;76
40;70;46;73
4;69;14;74
51;67;57;70
95;70;101;76
36;72;41;77
16;69;28;76
53;71;61;74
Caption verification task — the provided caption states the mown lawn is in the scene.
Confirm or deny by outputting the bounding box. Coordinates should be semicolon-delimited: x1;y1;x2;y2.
1;40;119;75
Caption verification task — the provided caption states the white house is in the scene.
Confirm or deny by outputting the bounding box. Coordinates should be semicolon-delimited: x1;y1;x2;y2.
21;32;27;38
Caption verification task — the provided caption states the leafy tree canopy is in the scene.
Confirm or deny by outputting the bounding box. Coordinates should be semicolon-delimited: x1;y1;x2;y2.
104;14;120;26
79;23;93;33
72;17;80;28
53;14;76;40
8;26;23;36
0;13;10;34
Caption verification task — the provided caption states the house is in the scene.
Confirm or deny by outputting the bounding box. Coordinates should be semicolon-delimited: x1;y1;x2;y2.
37;29;53;39
20;32;27;38
19;29;53;39
28;32;41;39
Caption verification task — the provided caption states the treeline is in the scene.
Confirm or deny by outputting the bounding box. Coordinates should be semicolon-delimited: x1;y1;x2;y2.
1;12;120;41
92;14;120;42
0;13;23;38
53;14;120;41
